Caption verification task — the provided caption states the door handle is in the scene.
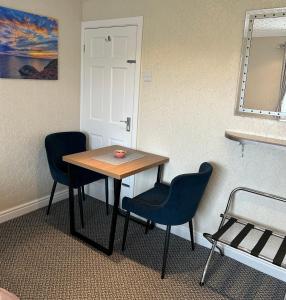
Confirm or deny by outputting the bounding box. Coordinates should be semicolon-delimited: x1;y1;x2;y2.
120;117;131;132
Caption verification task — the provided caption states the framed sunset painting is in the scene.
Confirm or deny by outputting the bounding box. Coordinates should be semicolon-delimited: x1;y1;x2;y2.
0;6;58;80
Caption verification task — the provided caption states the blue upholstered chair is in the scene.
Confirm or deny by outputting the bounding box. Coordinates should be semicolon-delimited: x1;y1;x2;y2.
121;162;213;279
45;132;109;227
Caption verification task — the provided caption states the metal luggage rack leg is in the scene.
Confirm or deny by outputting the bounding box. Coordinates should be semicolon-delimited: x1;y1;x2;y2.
200;187;286;286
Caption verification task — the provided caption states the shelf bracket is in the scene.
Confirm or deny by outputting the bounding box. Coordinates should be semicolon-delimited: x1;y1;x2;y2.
239;142;245;158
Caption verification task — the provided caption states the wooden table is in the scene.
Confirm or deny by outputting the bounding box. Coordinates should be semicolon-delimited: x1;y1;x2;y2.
63;145;169;255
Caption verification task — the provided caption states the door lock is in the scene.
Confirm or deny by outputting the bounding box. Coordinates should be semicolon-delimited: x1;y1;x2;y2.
120;117;131;132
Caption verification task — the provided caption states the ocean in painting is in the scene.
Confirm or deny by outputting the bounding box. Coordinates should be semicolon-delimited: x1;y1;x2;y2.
0;55;52;79
0;6;58;80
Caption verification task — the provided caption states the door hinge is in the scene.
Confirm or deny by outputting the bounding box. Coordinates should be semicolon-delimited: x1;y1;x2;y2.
83;44;86;53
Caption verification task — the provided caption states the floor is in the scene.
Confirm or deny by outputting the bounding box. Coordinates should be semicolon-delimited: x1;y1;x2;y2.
0;197;285;300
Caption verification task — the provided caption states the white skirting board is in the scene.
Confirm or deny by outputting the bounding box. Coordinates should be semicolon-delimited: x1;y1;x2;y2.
156;224;286;283
0;189;68;224
0;194;285;282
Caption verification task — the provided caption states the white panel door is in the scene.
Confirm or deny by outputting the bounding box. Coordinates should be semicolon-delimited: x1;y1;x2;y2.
81;25;138;203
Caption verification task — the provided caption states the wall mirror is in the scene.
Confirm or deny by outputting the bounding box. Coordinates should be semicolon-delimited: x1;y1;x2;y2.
237;8;286;118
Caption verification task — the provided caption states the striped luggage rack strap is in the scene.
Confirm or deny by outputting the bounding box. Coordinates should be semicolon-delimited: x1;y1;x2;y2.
211;215;286;267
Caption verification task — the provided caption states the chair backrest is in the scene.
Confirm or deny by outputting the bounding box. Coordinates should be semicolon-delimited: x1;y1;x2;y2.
162;162;213;225
45;132;86;180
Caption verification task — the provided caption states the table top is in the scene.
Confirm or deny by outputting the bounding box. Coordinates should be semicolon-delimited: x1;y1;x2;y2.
63;145;169;179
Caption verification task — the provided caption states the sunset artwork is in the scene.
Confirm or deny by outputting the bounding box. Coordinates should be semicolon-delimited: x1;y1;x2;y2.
0;6;58;79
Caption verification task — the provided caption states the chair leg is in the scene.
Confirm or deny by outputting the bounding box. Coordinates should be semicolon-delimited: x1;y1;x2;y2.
122;212;130;252
161;225;171;279
105;177;109;215
81;186;86;201
189;220;195;251
78;188;84;228
200;241;217;286
46;181;57;215
145;220;151;234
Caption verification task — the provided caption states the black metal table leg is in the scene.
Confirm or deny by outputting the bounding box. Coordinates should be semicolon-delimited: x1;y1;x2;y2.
131;164;164;230
157;165;163;184
118;164;164;230
67;163;122;256
68;165;75;235
108;178;121;253
117;209;155;229
67;163;164;255
141;164;164;230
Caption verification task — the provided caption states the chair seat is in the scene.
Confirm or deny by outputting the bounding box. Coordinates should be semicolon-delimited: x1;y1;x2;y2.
56;165;106;188
122;182;170;223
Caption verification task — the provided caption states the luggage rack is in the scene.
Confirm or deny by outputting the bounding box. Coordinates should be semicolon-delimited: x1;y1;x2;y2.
200;187;286;286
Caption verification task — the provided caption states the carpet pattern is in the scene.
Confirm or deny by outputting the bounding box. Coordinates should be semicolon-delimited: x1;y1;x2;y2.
0;197;285;300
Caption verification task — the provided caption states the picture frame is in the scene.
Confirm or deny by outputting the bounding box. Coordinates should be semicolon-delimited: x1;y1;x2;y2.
0;6;58;80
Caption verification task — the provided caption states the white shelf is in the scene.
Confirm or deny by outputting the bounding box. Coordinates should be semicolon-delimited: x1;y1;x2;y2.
225;130;286;148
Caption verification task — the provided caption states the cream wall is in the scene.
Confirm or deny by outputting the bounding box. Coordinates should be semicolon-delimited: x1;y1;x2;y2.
82;0;286;236
0;0;81;211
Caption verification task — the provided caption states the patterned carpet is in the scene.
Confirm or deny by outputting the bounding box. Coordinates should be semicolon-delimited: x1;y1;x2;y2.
0;197;285;300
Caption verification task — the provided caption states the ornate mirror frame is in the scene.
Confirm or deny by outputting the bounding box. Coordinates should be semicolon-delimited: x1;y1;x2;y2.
237;7;286;118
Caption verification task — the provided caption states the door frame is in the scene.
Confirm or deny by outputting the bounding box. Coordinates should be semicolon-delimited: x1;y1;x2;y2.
80;16;143;150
